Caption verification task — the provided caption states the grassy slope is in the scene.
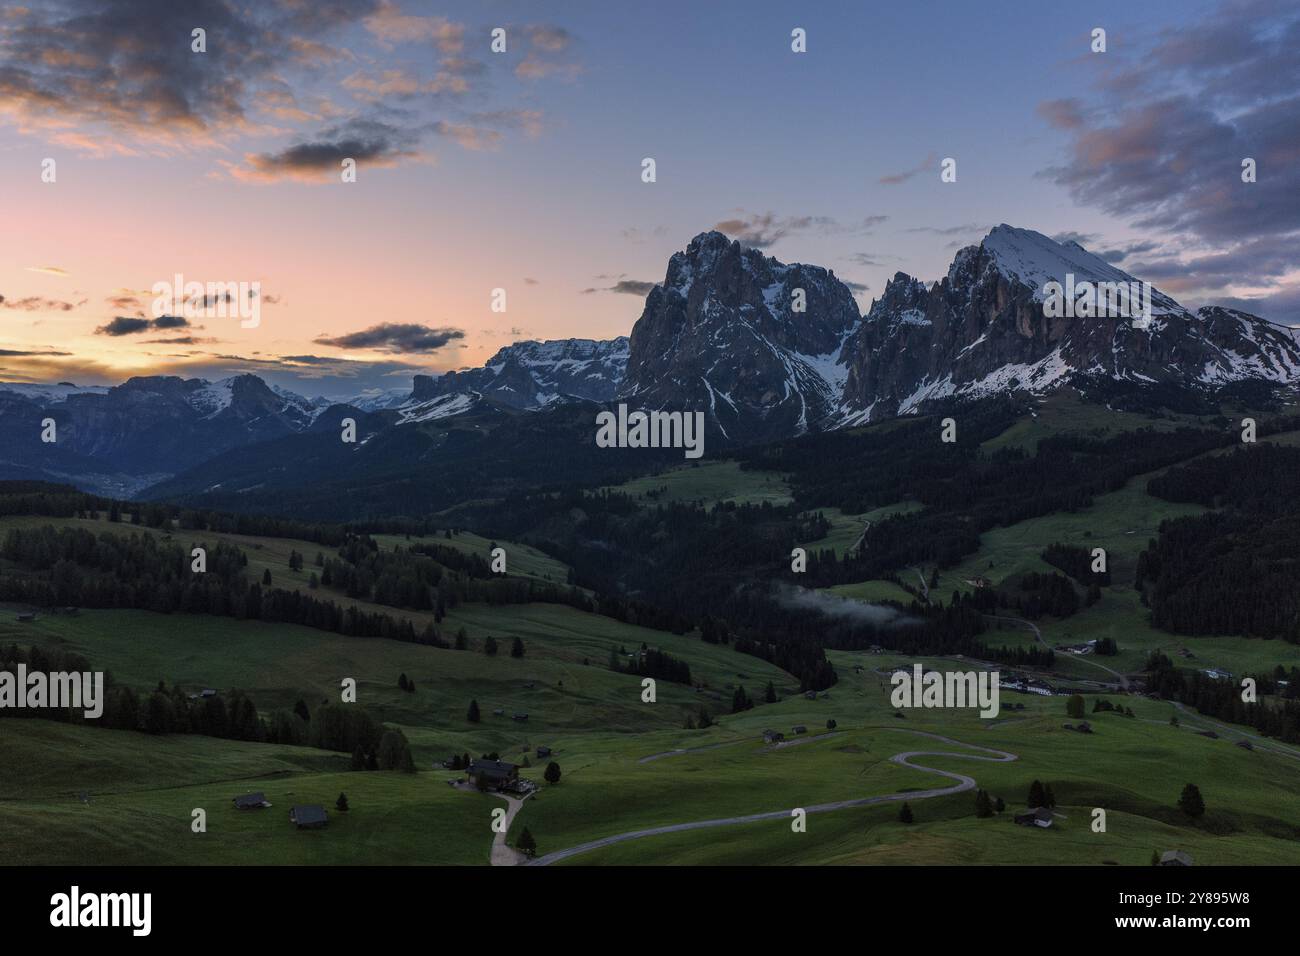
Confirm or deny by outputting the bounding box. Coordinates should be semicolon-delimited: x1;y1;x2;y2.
0;605;797;763
600;459;793;507
531;653;1300;865
7;396;1300;865
0;513;571;588
0;722;488;865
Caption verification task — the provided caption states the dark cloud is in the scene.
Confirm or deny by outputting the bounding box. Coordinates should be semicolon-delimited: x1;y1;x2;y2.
0;348;72;357
313;323;465;353
581;279;657;296
1037;1;1300;302
906;223;989;237
233;118;419;182
0;0;383;150
1095;240;1159;263
713;211;888;249
96;315;191;336
0;294;78;311
843;280;870;293
846;252;886;267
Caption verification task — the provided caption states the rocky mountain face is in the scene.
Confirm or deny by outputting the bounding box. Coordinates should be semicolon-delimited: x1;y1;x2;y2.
838;225;1300;418
6;224;1300;500
409;336;629;411
0;374;329;495
619;230;860;444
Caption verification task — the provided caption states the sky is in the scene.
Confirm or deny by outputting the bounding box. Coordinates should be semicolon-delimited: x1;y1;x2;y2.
1;0;1296;399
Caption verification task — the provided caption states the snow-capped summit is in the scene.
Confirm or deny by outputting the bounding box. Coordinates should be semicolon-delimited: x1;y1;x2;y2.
979;224;1186;320
401;336;630;415
837;225;1300;419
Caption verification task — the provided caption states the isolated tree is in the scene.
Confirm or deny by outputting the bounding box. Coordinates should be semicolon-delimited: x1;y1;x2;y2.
1044;784;1057;809
293;698;311;723
454;628;467;650
975;789;994;818
1150;850;1160;866
376;729;416;773
1178;783;1206;818
826;719;837;730
336;792;349;812
262;568;272;586
484;635;498;656
696;707;713;729
731;684;752;713
1066;694;1086;719
765;681;777;703
467;699;481;723
398;673;409;692
516;827;537;858
1027;779;1047;808
544;761;562;785
899;802;914;824
511;637;525;659
994;796;1005;813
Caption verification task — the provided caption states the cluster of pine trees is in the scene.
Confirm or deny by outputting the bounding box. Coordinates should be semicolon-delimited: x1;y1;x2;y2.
0;644;414;768
614;646;692;686
0;526;444;647
1145;652;1300;743
1042;542;1111;586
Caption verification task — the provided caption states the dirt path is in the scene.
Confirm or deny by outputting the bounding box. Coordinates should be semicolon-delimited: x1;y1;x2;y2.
772;731;840;749
452;783;533;866
638;737;756;764
489;791;532;866
526;729;1016;866
846;519;872;558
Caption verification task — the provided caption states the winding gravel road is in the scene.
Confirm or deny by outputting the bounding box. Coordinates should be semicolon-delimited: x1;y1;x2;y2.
524;730;1017;866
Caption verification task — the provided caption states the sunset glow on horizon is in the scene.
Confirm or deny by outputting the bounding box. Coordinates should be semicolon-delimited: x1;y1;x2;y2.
2;0;1296;398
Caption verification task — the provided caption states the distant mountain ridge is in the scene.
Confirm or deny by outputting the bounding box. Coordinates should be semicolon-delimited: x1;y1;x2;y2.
4;224;1298;496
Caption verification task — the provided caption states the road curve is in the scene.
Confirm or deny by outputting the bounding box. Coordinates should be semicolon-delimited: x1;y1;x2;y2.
985;614;1130;690
525;730;1017;866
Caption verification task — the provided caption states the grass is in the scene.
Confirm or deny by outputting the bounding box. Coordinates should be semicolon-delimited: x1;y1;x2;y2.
600;460;792;507
0;603;797;763
526;659;1300;865
6;605;1300;866
0;513;572;588
371;529;571;584
803;502;923;558
9;414;1300;866
825;579;917;604
0;723;489;865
